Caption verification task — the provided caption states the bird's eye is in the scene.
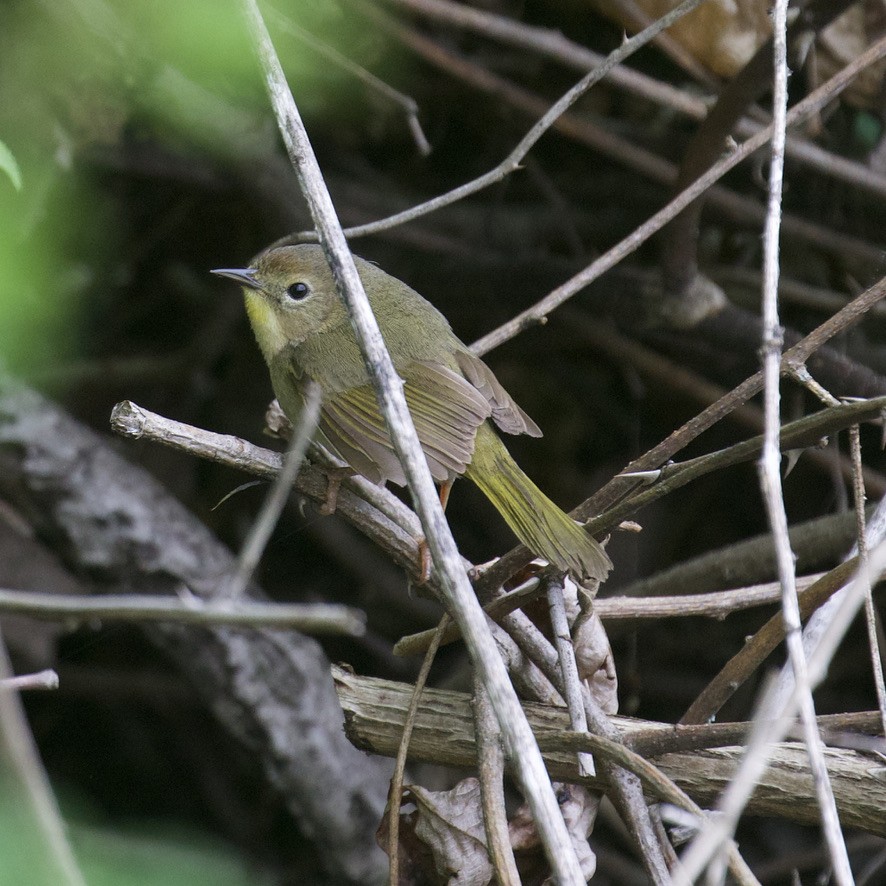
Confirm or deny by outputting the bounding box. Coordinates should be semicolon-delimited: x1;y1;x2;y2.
286;282;310;301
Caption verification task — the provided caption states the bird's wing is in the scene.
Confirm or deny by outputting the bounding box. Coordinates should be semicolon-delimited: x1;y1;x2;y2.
321;361;492;486
454;350;542;437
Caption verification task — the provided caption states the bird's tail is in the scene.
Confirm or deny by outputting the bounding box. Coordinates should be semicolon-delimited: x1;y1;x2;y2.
465;424;612;581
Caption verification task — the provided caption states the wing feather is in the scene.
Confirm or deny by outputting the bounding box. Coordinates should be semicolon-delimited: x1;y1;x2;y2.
455;350;542;437
319;361;491;486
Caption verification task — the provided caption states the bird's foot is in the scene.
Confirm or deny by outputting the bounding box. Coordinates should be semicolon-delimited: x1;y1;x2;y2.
319;465;354;515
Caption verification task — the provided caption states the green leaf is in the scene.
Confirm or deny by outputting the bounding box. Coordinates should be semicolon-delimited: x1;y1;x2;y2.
0;139;22;191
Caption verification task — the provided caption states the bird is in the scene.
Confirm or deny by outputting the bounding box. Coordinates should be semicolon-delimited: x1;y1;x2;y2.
212;245;611;581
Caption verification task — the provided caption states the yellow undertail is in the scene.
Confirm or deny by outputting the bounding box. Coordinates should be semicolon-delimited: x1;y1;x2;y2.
465;423;612;581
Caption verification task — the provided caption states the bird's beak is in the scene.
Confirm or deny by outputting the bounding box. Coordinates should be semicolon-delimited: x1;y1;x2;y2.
210;267;263;290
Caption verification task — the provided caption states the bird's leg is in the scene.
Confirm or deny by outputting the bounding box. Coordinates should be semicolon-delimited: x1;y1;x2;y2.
417;479;454;583
319;464;355;516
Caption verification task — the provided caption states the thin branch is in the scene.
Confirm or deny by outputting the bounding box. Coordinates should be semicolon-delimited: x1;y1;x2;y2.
379;0;886;202
222;381;321;600
544;573;594;778
277;0;708;248
0;587;365;635
239;1;586;879
472;677;521;886
589;395;886;538
0;635;86;886
266;7;430;155
0;670;59;692
470;34;886;356
110;400;429;581
387;617;448;885
748;1;852;877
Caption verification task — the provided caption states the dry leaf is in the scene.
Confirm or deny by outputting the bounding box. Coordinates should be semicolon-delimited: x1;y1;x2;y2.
567;582;619;714
591;0;770;76
509;783;600;884
590;0;886;107
399;779;494;885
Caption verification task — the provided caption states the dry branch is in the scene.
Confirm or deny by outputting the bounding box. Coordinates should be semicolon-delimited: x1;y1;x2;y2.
335;668;886;836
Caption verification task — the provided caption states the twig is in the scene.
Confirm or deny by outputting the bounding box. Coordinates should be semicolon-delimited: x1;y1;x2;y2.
470;34;886;356
544;573;595;778
379;0;886;202
0;587;365;635
0;669;59;692
750;2;851;879
387;616;448;885
591;396;886;537
593;575;823;621
850;424;886;736
279;0;708;248
0;634;86;886
362;7;884;272
265;7;430;155
239;1;586;879
222;381;321;600
472;677;520;886
110;400;429;581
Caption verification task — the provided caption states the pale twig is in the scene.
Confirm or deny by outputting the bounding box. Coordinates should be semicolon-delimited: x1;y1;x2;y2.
471;34;886;356
0;634;86;886
850;424;886;736
110;400;430;577
472;677;520;886
685;6;852;880
387;617;447;885
222;381;321;600
265;7;430;155
544;573;595;777
239;2;586;879
395;573;830;657
379;0;886;201
0;587;364;635
0;669;59;692
594;574;824;621
339;9;885;271
282;0;708;246
592;396;886;536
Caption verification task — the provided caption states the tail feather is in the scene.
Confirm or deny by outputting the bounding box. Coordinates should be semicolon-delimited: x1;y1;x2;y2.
465;424;612;581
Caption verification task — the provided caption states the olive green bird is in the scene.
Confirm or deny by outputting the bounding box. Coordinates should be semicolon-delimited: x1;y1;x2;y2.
212;245;611;581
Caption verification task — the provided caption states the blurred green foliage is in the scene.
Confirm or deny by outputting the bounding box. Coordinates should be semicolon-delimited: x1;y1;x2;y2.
0;0;383;377
0;770;268;885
